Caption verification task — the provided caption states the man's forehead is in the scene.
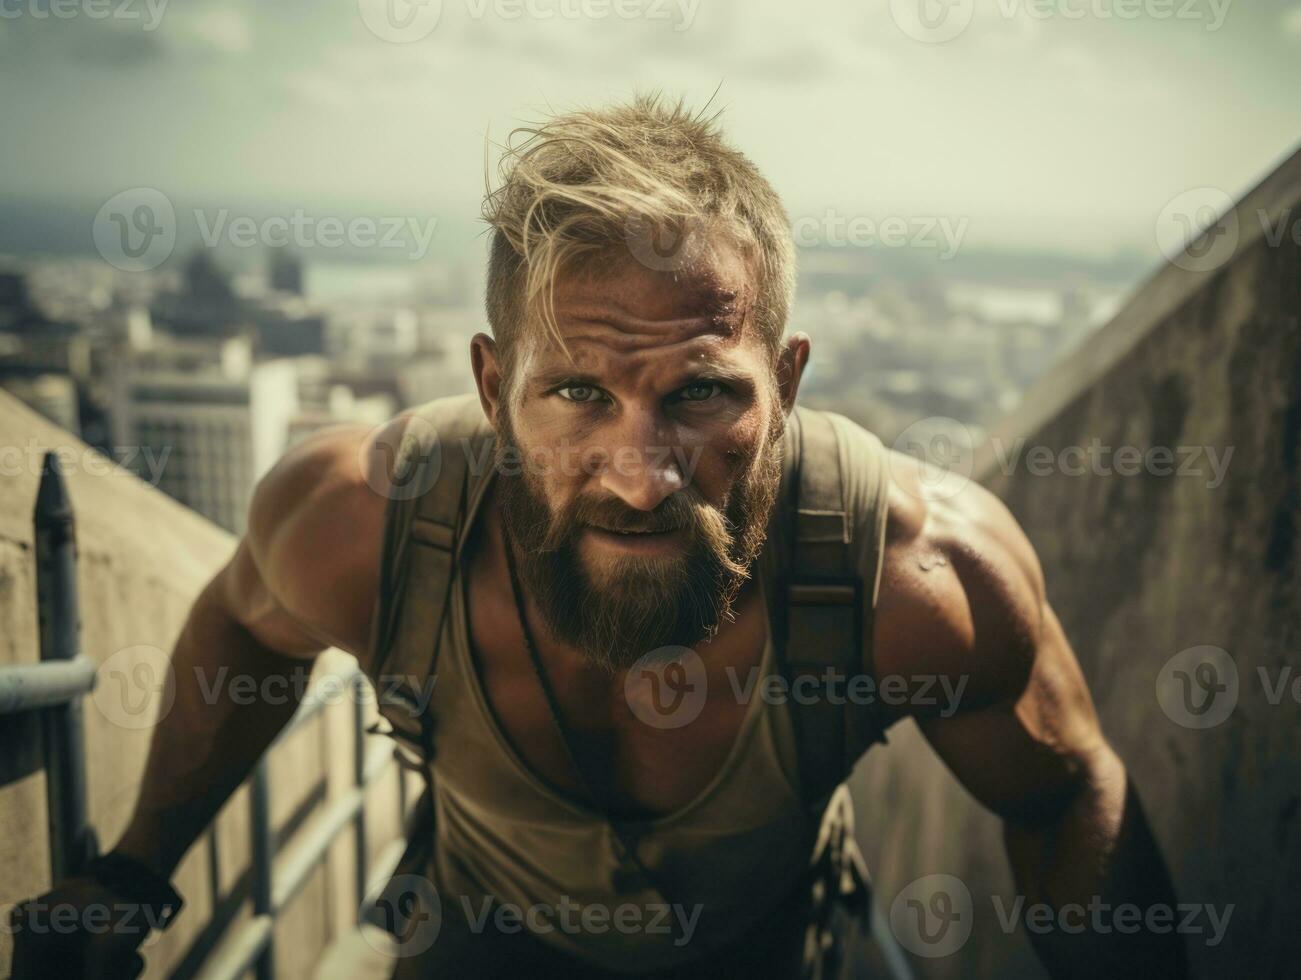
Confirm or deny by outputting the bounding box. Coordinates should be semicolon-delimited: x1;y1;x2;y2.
534;244;760;366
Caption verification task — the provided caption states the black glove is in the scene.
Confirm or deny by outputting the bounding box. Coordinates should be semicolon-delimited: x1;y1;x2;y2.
8;854;182;980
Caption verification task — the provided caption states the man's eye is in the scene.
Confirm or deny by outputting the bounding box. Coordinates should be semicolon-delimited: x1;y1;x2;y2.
558;385;603;403
679;381;723;402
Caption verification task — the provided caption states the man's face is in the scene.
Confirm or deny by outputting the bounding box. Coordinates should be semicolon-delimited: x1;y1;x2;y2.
482;237;795;673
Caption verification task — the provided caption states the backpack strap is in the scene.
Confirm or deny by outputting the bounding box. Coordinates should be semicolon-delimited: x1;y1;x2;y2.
367;394;494;759
774;407;890;814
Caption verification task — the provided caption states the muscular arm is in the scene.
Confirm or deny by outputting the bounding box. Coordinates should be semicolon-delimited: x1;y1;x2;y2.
874;452;1185;979
112;421;395;877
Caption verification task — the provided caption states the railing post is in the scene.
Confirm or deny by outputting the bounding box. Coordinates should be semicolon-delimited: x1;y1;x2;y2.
352;673;369;908
250;759;275;980
34;450;95;881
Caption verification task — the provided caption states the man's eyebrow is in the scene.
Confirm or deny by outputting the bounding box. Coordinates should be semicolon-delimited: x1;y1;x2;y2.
530;368;603;389
679;363;754;387
529;362;754;390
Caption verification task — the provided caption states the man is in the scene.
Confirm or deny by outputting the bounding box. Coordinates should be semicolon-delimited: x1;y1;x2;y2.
11;94;1183;979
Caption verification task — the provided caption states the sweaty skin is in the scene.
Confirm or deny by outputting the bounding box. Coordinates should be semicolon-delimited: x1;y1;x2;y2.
81;239;1183;979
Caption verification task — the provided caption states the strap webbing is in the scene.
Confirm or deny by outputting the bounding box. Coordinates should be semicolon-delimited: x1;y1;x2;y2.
371;395;492;757
775;408;887;813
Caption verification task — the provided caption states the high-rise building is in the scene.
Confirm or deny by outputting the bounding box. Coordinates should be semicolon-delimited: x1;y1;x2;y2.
150;251;245;338
250;296;328;357
268;247;304;296
109;335;299;533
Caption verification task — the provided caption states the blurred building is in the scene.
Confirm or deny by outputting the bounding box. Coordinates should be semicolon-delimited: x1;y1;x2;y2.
0;267;103;440
285;354;397;446
109;333;299;533
248;294;329;358
150;250;246;338
0;373;79;435
269;246;304;296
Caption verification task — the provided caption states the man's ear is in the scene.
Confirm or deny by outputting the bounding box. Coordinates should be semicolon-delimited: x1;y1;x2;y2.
470;333;504;427
776;331;811;414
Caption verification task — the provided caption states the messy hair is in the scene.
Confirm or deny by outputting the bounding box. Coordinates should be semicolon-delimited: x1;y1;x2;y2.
481;92;796;376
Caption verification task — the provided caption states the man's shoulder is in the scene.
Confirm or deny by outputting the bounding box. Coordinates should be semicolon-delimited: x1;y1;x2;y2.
870;446;1045;720
240;395;493;657
240;414;416;660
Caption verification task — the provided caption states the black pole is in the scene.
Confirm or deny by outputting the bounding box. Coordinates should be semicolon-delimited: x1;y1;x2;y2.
249;760;275;980
352;674;369;908
34;450;96;881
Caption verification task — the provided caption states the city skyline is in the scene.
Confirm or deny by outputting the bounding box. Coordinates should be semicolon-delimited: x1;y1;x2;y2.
2;0;1299;264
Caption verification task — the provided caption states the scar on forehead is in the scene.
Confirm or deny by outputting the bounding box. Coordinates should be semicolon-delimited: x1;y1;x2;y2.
692;282;748;337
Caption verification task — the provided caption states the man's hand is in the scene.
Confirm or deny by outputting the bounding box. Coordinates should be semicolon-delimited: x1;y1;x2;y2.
9;878;149;980
874;451;1186;978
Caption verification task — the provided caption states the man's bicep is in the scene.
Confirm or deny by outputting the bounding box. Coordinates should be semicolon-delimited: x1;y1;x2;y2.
917;601;1110;824
211;540;331;658
875;470;1109;820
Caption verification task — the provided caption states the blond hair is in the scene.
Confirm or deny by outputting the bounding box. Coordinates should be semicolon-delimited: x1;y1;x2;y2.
482;92;795;374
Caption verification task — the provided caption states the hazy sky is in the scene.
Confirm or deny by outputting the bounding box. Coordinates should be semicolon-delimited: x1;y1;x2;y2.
2;0;1299;259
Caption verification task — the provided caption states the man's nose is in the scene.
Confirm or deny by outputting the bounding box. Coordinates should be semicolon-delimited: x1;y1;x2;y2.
595;408;684;512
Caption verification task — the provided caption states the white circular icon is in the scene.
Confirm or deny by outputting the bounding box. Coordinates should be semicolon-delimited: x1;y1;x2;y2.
357;0;443;43
362;874;442;958
891;416;975;502
1156;645;1239;730
93;188;176;273
623;214;710;273
624;645;708;730
1156;187;1239;274
889;873;973;958
91;645;175;731
360;415;443;501
890;0;975;43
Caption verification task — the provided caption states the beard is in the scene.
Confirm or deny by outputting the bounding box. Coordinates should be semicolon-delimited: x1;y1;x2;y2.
494;401;785;674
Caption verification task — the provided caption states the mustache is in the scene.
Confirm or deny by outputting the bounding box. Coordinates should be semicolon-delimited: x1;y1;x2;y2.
539;484;731;552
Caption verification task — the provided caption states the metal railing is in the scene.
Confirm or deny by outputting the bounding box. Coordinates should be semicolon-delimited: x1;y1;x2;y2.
1;452;409;980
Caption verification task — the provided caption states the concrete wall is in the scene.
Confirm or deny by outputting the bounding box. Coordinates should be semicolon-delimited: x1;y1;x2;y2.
851;149;1301;978
0;391;406;980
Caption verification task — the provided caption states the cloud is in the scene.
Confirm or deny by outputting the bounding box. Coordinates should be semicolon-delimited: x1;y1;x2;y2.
0;16;167;69
1283;4;1301;37
181;9;253;55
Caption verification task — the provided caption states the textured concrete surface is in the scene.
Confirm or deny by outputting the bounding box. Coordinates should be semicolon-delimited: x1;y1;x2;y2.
0;391;403;980
852;150;1301;978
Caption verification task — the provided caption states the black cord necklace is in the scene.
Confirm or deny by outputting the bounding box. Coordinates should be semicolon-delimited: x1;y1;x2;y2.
500;524;692;940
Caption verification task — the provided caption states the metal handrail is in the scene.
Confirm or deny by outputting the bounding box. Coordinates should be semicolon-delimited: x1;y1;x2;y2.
0;655;96;715
194;674;401;980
